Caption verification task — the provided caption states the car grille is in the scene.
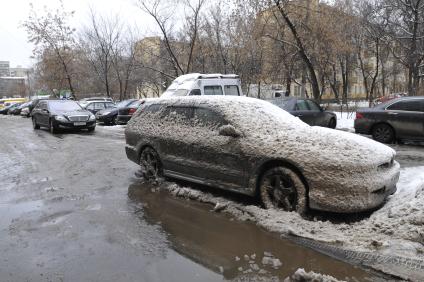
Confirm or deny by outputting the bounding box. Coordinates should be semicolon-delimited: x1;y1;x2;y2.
68;115;89;122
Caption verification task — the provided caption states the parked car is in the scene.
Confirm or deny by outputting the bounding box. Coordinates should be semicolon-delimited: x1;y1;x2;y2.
80;100;115;115
269;97;337;128
0;103;21;115
125;96;399;214
20;107;30;117
9;102;31;115
5;103;23;115
116;100;145;125
96;99;137;125
161;73;243;97
32;100;96;133
355;96;424;143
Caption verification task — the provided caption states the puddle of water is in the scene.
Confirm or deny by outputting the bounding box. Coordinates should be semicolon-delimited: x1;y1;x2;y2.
128;182;379;281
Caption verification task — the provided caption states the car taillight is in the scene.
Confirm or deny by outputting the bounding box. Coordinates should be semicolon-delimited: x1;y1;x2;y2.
355;112;364;120
128;108;137;115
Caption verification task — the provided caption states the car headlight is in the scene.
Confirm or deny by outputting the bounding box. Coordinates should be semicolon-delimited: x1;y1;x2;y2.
55;115;67;122
89;114;96;121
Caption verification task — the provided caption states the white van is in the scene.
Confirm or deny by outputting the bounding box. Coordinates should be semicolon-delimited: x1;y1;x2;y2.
161;73;243;97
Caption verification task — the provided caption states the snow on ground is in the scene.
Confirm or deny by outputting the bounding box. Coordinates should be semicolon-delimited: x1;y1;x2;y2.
335;112;355;132
156;166;424;278
97;124;126;131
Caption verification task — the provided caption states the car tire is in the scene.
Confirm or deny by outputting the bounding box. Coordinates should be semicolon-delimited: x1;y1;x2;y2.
139;147;163;180
372;123;394;144
259;166;307;214
87;127;95;132
112;115;117;125
328;118;337;129
32;117;40;129
49;119;57;134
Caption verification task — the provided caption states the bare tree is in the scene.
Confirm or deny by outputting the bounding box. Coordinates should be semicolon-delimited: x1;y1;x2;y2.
23;1;77;98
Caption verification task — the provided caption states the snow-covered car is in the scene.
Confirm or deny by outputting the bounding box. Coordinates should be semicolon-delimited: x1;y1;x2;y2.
125;96;400;213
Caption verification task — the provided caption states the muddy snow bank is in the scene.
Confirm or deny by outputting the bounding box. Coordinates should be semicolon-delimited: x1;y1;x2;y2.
158;166;424;279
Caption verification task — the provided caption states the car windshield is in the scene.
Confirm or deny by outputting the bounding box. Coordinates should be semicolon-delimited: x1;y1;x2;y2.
49;101;82;111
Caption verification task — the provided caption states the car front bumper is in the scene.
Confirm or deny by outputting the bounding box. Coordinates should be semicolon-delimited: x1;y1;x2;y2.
308;161;400;213
125;145;138;164
53;120;96;129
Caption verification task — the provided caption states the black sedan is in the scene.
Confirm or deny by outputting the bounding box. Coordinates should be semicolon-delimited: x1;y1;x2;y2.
269;97;337;128
32;100;96;133
116;100;145;125
355;96;424;143
96;99;137;125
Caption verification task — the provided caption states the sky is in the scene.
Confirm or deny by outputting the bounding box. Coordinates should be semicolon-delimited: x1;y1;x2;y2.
0;0;157;68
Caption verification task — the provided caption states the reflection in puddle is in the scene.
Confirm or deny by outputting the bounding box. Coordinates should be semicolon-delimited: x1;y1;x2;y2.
128;182;379;281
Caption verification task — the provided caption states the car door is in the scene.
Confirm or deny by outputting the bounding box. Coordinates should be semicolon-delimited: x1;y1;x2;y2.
36;101;50;126
158;106;196;176
306;100;327;126
188;107;247;188
293;99;315;125
385;99;424;139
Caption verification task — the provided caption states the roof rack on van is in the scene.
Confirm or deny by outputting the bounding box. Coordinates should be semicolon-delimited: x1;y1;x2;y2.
197;74;239;79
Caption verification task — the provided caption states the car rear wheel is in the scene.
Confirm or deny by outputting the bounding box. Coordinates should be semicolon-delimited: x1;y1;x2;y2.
32;117;40;129
328;117;337;129
112;115;117;125
139;147;162;180
259;166;307;214
372;124;394;144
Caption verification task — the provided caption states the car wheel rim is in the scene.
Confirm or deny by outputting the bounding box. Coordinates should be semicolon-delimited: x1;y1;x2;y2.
262;171;297;211
375;127;390;141
141;150;158;179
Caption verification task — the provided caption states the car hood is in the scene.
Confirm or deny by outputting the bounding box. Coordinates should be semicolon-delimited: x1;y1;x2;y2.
54;109;91;116
252;126;395;171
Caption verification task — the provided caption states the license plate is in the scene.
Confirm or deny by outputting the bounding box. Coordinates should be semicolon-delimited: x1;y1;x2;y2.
74;122;86;126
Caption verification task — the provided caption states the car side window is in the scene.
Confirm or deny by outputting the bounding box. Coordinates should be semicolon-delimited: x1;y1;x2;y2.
105;102;114;108
295;100;309;111
95;103;106;110
87;103;95;110
224;85;240;96
193;108;226;128
204;85;223;95
189;89;201;96
40;102;47;110
387;100;422;112
163;106;193;123
306;100;321;111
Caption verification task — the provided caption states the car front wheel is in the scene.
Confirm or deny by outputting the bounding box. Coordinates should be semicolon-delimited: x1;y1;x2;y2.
139;147;163;180
32;117;40;129
372;123;394;143
328;117;337;129
49;119;57;134
259;166;307;214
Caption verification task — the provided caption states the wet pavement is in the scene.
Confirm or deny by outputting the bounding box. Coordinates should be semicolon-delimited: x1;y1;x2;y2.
1;116;422;281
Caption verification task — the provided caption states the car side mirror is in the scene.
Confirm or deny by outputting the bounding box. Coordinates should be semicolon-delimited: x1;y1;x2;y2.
218;125;240;138
321;106;327;111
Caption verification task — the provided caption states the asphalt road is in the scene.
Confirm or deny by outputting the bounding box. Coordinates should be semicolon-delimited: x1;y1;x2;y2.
1;115;422;281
